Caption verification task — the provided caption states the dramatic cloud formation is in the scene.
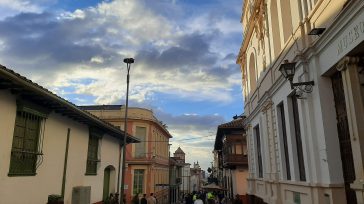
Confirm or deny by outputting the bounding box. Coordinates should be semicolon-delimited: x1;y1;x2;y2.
0;0;243;170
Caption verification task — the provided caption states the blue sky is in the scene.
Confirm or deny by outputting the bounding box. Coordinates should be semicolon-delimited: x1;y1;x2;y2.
0;0;244;170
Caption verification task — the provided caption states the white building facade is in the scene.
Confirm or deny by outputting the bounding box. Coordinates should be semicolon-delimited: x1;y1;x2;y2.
237;0;364;204
0;65;139;204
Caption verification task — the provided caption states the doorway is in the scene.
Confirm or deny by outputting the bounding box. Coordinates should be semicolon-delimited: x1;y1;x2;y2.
331;71;357;204
103;165;116;201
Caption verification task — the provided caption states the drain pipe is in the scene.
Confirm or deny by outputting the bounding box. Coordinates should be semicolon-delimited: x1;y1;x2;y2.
61;128;71;198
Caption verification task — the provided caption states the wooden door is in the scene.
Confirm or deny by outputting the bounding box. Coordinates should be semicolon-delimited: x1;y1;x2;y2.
103;167;111;201
331;71;357;204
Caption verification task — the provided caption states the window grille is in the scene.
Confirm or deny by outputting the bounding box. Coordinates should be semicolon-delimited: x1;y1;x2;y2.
9;107;46;176
86;128;102;175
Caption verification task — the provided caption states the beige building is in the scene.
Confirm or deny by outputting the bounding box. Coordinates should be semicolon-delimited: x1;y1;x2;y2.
0;65;139;204
81;106;172;204
237;0;364;204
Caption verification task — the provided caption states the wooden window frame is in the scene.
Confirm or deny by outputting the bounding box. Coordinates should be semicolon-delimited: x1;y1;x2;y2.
133;169;144;195
254;125;263;178
134;126;147;158
277;102;291;180
85;129;101;175
291;94;306;181
8;103;47;176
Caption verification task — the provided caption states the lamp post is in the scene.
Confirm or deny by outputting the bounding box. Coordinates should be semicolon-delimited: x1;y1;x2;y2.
119;57;134;204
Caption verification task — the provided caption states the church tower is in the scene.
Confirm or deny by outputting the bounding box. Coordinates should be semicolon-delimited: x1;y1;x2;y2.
174;147;185;163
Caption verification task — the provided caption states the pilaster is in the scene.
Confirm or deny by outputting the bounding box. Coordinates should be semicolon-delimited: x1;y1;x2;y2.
337;56;364;203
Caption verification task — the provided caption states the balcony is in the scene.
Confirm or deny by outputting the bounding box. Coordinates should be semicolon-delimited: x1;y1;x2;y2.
223;154;248;169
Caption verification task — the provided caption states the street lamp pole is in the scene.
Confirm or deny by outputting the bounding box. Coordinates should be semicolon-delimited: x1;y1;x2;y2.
119;58;134;204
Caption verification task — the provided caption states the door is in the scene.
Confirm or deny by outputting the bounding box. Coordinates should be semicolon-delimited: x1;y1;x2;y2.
331;71;357;204
103;167;111;201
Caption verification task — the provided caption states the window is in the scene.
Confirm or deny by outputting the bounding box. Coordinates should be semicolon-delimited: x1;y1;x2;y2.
135;126;146;158
249;53;257;91
9;104;47;176
277;102;291;180
86;128;101;175
133;169;144;195
254;125;263;178
291;94;306;181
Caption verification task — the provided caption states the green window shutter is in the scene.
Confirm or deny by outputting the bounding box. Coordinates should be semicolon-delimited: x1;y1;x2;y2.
135;127;146;158
9;110;44;176
86;128;100;175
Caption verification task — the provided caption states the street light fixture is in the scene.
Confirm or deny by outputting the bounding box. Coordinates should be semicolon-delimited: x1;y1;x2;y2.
279;60;315;97
119;57;134;204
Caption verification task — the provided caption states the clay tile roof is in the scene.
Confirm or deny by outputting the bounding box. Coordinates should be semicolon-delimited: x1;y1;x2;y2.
174;147;185;154
218;117;244;128
0;64;140;143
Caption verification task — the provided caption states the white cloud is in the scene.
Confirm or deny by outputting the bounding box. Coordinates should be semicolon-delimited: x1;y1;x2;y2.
0;0;244;171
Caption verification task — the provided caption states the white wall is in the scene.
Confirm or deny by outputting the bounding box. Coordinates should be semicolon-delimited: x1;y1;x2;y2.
0;90;121;204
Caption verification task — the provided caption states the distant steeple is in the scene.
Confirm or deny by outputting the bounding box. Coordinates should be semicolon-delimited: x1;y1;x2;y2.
174;147;185;163
174;147;185;154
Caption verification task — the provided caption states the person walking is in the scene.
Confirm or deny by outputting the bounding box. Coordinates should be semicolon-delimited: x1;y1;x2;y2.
141;194;148;204
194;195;204;204
147;193;157;204
233;194;242;204
132;194;139;204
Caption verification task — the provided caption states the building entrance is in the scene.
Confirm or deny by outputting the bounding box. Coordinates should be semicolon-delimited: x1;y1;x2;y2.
331;71;357;204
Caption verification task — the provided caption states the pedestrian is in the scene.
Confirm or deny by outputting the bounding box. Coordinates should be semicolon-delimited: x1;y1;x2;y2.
194;195;204;204
233;194;242;204
147;193;157;204
141;194;148;204
132;194;139;204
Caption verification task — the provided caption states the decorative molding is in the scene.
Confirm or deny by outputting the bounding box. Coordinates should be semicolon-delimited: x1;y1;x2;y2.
336;56;362;72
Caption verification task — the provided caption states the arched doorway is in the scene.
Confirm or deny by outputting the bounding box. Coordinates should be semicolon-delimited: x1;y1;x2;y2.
103;165;116;201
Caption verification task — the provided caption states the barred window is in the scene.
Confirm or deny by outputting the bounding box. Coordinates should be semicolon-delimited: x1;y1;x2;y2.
133;169;144;195
9;106;46;176
86;129;102;175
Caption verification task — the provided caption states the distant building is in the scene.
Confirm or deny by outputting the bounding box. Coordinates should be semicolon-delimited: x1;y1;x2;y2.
214;116;248;202
0;65;139;204
190;162;202;192
81;106;172;204
173;147;191;195
169;157;183;204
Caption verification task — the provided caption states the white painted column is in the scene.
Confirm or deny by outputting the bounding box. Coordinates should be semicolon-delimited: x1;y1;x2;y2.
337;57;364;204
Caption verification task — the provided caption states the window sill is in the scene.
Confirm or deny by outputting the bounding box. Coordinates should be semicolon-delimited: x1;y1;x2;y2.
85;173;97;176
8;173;37;177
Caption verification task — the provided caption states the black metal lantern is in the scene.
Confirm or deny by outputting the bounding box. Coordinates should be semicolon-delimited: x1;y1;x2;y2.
279;60;315;98
279;60;296;82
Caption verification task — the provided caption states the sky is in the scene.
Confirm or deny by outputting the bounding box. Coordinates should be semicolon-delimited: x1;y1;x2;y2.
0;0;244;171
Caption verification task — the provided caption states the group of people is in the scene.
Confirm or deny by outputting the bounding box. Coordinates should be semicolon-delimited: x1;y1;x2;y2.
182;191;242;204
132;193;157;204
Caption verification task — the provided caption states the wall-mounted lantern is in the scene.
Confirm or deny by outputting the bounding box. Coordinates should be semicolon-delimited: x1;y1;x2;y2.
279;60;315;97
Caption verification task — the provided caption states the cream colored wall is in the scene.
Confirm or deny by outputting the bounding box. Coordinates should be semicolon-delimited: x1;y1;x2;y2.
241;0;363;204
0;90;121;204
234;169;249;196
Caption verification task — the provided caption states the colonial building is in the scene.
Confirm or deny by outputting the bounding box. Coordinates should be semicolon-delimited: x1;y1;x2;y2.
237;0;364;204
81;106;172;204
190;162;203;192
169;157;183;204
214;116;249;203
173;147;191;195
0;65;139;204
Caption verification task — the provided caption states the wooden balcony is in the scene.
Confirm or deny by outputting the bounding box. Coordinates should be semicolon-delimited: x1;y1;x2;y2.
223;154;248;169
